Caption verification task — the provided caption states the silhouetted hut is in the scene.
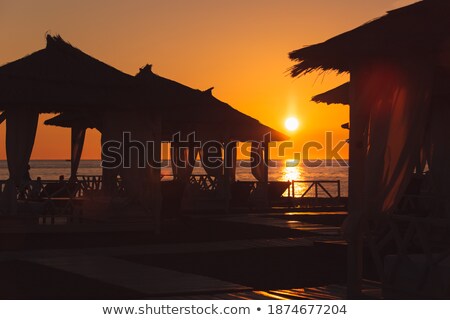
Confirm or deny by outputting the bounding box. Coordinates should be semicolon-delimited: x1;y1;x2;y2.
312;83;350;131
135;65;288;186
46;65;287;183
0;35;161;227
311;82;349;106
46;65;288;213
135;65;287;141
290;0;450;298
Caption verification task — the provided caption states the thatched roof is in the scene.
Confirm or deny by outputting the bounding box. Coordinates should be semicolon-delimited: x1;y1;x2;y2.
44;112;99;129
135;64;205;121
136;65;288;141
201;89;289;142
46;65;288;142
289;0;450;77
312;82;349;105
0;35;141;112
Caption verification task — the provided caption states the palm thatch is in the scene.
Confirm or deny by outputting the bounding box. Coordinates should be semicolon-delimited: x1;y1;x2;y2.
46;65;289;142
312;82;349;105
0;35;141;112
289;0;450;77
136;65;288;141
44;111;99;129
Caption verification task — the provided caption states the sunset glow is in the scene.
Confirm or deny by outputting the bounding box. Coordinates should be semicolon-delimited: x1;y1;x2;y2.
0;0;436;305
0;1;412;160
284;117;299;132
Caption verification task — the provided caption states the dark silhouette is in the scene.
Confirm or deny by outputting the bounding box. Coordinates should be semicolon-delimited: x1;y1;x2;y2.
289;0;450;299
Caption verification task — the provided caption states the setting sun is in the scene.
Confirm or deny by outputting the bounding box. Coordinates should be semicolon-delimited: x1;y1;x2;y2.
284;117;299;131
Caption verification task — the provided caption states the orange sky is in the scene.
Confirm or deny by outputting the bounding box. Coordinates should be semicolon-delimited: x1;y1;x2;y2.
0;0;417;160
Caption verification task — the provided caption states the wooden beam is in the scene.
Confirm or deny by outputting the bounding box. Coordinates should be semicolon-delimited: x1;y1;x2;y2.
263;137;270;183
347;74;365;298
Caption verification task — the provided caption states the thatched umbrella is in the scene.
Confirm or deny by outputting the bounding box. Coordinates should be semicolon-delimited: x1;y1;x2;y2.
0;35;142;112
0;35;159;219
289;0;450;297
312;83;350;132
46;66;288;180
44;112;99;130
289;0;450;76
135;65;288;142
46;65;288;142
311;82;349;105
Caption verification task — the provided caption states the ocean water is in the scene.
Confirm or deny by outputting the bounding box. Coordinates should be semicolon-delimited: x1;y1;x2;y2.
0;160;348;197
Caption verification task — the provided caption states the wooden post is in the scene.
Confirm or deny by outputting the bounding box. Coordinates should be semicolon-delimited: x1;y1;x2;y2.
347;231;364;297
292;181;295;198
263;136;270;207
288;181;291;198
170;142;179;180
347;73;365;298
337;180;341;199
224;141;237;213
101;132;118;195
70;126;86;180
224;141;237;182
263;136;270;182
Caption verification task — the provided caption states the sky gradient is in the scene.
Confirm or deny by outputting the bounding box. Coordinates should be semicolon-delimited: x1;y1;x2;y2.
0;0;417;159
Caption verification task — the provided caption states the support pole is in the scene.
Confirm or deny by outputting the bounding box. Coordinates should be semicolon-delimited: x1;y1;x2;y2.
263;138;269;183
263;136;270;207
170;142;179;180
224;141;236;213
347;231;364;297
347;74;365;298
70;126;86;180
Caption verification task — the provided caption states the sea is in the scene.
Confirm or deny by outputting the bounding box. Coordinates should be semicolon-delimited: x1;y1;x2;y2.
0;160;348;197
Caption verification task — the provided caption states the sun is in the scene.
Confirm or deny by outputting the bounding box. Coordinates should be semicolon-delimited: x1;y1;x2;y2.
285;117;299;131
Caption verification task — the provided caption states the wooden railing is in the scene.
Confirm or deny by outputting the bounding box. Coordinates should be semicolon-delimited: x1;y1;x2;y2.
283;180;345;209
77;175;103;196
188;175;221;192
288;180;341;199
0;176;108;221
1;176;346;216
0;178;83;222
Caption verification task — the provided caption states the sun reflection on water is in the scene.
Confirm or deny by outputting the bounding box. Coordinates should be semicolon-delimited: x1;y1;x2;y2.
282;165;301;182
280;162;308;197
